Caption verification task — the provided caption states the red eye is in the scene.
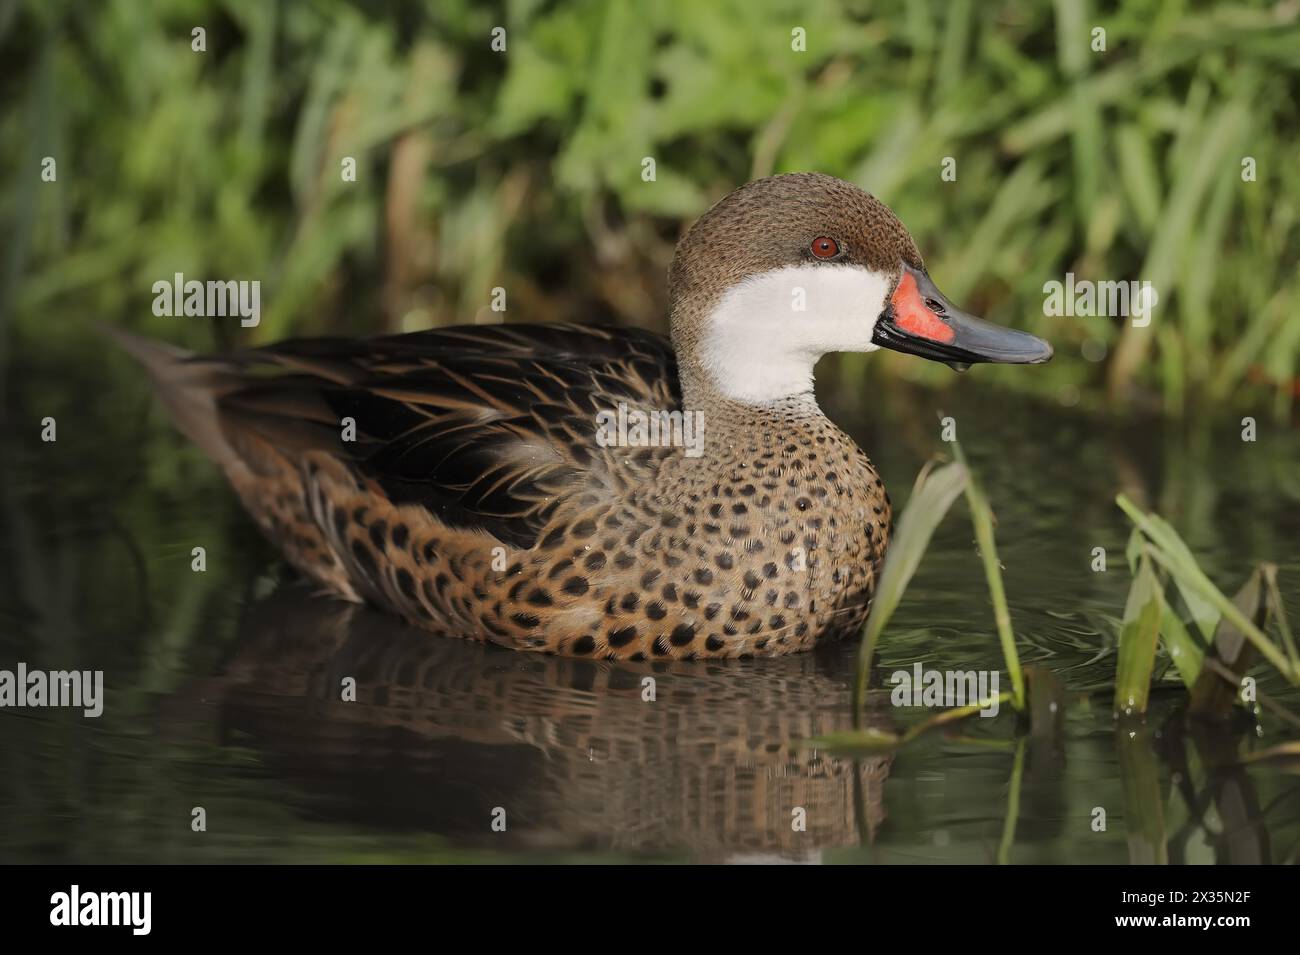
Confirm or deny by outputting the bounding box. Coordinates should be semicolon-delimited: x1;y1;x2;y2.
811;236;839;259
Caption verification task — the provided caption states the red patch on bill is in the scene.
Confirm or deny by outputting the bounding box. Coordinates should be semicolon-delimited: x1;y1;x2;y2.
890;272;955;343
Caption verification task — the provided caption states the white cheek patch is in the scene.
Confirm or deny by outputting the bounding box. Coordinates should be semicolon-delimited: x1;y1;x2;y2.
699;264;893;404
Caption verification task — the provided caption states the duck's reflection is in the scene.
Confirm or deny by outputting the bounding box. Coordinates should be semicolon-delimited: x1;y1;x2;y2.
166;583;895;859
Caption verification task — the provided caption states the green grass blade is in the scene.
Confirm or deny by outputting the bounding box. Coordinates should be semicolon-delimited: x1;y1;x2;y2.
1241;742;1300;768
899;691;1011;743
802;727;901;755
852;459;968;724
1108;98;1250;398
1262;564;1299;670
953;442;1025;711
810;690;1011;756
1115;123;1163;234
997;738;1027;865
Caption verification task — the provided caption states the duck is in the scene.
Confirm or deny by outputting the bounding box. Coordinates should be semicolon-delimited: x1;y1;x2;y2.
110;172;1051;661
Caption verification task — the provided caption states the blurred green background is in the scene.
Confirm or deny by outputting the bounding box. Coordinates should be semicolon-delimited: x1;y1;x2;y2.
2;0;1299;417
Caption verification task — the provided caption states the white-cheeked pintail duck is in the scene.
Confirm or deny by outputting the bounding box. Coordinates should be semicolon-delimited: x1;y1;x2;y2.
111;173;1052;660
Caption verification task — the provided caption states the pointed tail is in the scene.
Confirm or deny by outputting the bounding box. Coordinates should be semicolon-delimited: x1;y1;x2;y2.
97;324;240;468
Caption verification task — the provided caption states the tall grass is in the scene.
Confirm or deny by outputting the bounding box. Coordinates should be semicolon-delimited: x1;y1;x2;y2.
3;1;1298;415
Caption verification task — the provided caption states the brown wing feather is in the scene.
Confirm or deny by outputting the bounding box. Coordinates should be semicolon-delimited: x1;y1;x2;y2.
212;323;679;549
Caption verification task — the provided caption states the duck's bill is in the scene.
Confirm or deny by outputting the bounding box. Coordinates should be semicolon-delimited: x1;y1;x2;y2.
872;264;1053;371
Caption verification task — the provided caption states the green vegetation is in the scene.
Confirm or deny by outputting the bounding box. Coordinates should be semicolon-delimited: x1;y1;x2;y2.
3;0;1299;417
1117;496;1300;716
828;438;1027;751
821;449;1299;755
848;436;1024;727
850;456;969;722
953;440;1026;711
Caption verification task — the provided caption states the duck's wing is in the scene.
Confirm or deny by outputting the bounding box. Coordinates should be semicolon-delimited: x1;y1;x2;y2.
211;323;680;549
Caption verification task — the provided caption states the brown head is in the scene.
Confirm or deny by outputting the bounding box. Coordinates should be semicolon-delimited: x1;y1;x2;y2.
668;172;1051;406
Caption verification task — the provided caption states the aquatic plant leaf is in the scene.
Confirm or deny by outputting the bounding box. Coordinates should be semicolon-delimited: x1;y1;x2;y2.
1189;566;1271;718
1124;525;1144;574
852;459;968;722
1116;496;1297;685
1114;554;1163;717
1115;723;1169;864
1173;577;1221;646
1159;605;1203;689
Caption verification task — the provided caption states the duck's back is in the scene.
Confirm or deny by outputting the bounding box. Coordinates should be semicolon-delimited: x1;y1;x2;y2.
217;323;679;545
113;324;666;588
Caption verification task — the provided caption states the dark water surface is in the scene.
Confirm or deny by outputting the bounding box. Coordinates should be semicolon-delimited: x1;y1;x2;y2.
2;351;1299;863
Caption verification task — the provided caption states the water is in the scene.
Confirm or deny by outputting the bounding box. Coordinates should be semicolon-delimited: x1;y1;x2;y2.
2;352;1298;863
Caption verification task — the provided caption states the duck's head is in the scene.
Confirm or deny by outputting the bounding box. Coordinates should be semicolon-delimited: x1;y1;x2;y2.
668;172;1052;405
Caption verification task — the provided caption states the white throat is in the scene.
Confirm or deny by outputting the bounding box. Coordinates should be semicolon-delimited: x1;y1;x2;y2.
697;264;890;404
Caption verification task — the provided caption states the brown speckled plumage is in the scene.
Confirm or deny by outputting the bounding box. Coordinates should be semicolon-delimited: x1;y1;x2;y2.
114;173;917;659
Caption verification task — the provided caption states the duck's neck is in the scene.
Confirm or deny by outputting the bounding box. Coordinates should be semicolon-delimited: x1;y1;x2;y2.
673;355;828;455
679;364;819;421
676;353;820;414
671;296;825;424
